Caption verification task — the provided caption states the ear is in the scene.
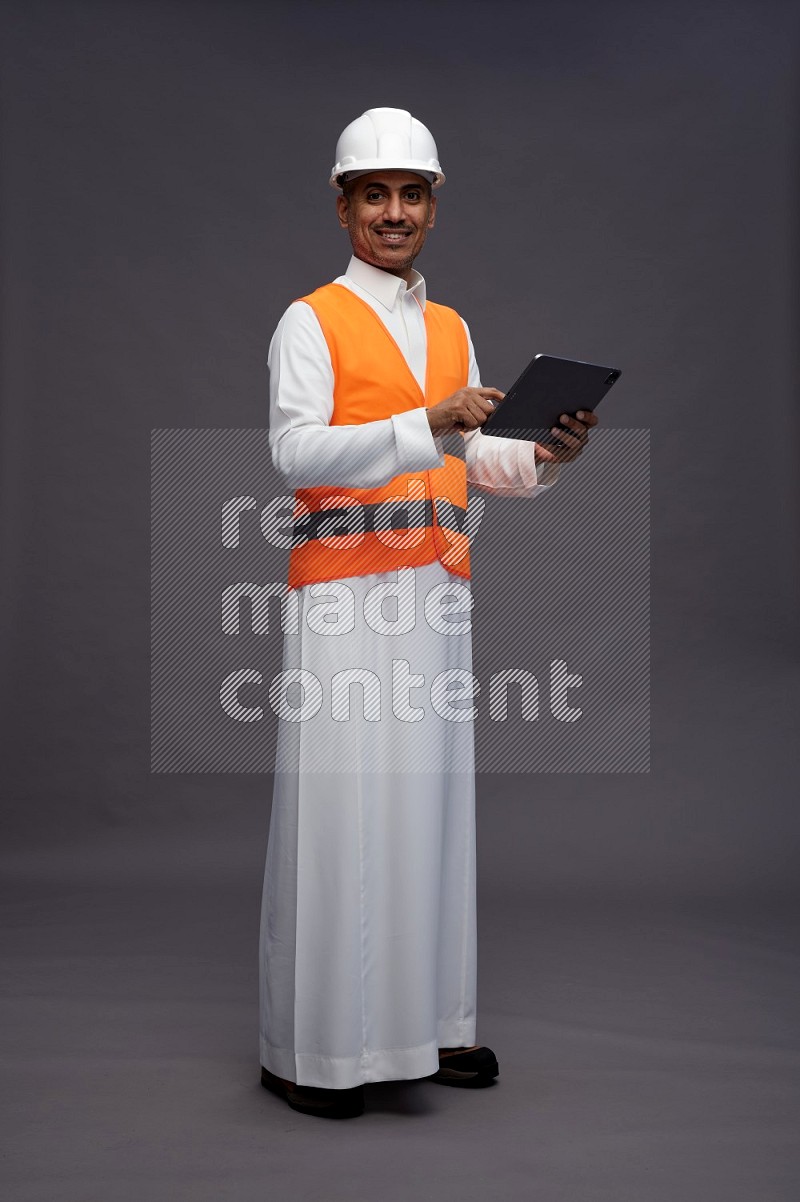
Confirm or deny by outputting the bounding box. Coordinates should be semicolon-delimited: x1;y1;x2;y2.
336;193;349;229
427;195;437;230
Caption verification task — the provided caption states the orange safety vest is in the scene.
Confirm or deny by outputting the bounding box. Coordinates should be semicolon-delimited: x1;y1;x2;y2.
287;282;472;589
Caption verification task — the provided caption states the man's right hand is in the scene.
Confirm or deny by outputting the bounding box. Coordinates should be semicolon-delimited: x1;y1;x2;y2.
427;388;504;435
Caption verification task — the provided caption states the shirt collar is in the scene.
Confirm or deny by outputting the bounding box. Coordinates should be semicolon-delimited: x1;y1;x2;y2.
345;254;427;311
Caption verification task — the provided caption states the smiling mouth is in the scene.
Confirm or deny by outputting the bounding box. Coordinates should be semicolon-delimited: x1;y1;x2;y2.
375;230;412;244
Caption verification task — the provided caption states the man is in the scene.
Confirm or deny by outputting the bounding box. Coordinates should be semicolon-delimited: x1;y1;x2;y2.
259;107;596;1118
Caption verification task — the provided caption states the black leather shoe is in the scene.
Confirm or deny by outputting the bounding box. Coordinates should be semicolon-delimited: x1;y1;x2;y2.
260;1066;365;1118
428;1045;499;1087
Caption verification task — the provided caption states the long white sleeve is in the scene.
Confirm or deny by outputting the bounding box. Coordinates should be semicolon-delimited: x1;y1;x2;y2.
268;301;443;490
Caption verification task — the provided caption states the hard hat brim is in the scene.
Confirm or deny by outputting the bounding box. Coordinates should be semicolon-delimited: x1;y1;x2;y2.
330;160;445;190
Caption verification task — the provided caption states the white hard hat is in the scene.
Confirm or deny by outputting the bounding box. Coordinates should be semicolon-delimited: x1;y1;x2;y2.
330;107;445;190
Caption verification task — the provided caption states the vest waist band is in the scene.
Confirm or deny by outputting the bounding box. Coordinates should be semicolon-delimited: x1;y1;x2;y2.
293;498;468;546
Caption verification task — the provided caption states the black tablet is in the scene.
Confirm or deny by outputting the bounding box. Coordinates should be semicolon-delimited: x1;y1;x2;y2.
481;353;621;443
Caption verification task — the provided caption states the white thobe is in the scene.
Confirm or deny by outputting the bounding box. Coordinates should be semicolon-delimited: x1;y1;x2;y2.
259;255;558;1088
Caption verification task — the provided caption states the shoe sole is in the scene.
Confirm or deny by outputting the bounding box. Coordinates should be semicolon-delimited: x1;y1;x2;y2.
429;1070;498;1087
429;1059;499;1088
260;1067;365;1118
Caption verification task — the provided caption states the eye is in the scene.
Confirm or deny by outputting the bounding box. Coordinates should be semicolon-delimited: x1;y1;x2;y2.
405;191;421;201
366;191;384;202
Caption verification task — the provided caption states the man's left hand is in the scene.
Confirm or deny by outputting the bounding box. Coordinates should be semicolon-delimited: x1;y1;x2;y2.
534;409;599;464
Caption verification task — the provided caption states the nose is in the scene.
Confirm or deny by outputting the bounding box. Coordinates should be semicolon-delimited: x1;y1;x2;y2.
382;191;406;224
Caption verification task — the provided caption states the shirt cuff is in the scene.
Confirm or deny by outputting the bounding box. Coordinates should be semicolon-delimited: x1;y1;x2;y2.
391;408;445;472
535;459;561;488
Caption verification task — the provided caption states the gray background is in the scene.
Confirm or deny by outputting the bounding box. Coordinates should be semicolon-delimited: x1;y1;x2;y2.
1;1;798;1198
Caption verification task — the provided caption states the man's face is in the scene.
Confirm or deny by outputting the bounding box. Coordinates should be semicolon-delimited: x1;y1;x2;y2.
336;170;437;279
